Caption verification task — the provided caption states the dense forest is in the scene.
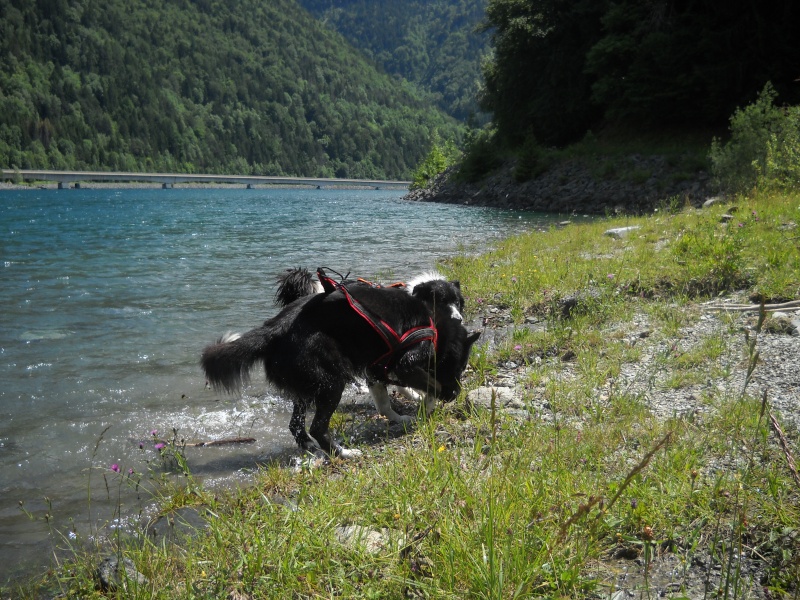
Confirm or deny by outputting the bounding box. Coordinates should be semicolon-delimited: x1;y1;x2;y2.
479;0;800;149
5;0;798;181
0;0;461;179
297;0;488;122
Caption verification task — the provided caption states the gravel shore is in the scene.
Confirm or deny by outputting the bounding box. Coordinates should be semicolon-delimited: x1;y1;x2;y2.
338;294;799;599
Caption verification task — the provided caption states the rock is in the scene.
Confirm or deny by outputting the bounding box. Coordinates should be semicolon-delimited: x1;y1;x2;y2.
763;315;799;336
702;196;725;207
557;288;601;318
95;556;148;592
467;386;525;410
264;493;299;512
334;525;405;554
604;226;641;239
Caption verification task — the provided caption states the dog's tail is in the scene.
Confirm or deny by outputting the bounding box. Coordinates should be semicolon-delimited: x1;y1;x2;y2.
274;267;323;307
201;330;268;393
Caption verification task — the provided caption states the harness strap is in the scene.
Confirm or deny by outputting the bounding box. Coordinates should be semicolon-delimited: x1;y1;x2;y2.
356;277;406;289
317;269;437;379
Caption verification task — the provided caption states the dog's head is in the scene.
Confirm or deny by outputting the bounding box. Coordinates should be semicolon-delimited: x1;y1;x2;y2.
410;278;465;322
434;321;481;401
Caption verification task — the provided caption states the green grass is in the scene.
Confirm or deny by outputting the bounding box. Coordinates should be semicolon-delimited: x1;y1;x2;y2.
6;190;800;599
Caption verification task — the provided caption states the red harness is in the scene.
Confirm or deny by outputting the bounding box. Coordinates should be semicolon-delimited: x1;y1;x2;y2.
317;270;438;380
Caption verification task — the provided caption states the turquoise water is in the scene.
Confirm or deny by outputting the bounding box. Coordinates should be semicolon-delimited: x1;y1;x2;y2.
0;187;553;580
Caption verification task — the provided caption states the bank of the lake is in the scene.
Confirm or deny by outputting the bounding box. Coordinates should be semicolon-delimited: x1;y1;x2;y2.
406;153;714;214
9;189;799;599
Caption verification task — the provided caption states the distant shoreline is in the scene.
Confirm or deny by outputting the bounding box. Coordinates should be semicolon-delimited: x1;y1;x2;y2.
0;181;391;191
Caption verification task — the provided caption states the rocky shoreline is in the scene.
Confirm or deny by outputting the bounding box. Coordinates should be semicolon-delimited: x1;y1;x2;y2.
340;293;799;599
405;155;714;214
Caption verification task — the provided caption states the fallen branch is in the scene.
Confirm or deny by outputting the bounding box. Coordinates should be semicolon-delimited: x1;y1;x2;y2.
701;299;800;312
769;412;800;489
184;437;256;447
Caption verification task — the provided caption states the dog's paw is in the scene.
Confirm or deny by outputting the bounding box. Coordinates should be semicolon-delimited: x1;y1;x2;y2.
393;414;416;425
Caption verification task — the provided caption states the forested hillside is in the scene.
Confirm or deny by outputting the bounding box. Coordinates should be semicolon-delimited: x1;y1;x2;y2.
480;0;800;149
0;0;461;178
298;0;488;122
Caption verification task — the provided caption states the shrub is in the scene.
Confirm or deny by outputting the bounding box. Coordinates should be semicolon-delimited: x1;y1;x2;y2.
709;83;800;195
763;105;800;190
409;134;461;189
456;127;503;183
513;136;554;182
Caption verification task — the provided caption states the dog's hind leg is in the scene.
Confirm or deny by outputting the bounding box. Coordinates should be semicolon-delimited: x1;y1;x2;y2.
308;388;363;459
288;401;322;454
368;381;414;425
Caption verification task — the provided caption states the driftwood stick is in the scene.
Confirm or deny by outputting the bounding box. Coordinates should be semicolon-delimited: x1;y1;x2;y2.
769;412;800;489
701;299;800;312
183;437;256;447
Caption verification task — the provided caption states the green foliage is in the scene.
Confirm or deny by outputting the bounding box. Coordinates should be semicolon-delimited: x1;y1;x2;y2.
0;0;461;178
480;0;607;147
410;133;461;189
456;126;503;183
764;105;800;191
709;84;800;195
480;0;800;150
298;0;489;122
447;190;800;321
512;136;553;182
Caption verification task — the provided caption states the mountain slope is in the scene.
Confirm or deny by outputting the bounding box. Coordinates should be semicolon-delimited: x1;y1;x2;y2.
0;0;460;178
298;0;488;122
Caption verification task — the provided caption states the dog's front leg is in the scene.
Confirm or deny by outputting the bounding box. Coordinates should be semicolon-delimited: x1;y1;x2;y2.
395;387;437;417
368;381;414;425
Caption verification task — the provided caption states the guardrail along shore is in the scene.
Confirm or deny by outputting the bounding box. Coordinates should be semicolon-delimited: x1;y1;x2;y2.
1;169;410;190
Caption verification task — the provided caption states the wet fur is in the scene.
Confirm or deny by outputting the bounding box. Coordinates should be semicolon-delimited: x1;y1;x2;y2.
202;279;479;457
274;268;467;424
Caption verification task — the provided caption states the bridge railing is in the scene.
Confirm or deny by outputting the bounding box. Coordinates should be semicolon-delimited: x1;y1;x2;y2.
1;169;410;190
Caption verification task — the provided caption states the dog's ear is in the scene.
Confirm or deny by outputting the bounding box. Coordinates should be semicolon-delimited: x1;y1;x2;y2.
450;280;461;290
411;280;436;303
316;267;338;294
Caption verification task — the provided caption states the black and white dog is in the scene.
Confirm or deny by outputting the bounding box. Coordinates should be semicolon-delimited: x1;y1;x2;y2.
201;269;480;457
274;268;466;424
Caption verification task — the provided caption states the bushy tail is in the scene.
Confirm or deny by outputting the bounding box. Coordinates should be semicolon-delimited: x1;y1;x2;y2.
274;267;322;307
201;330;268;393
